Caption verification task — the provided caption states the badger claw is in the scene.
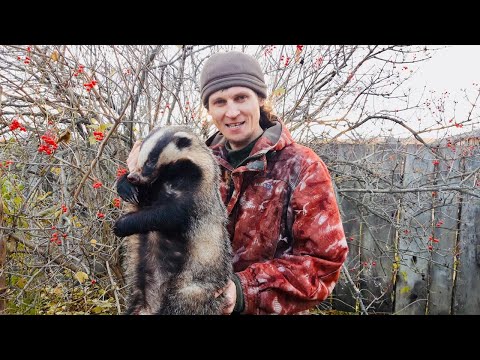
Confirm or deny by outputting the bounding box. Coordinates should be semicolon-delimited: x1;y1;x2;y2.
117;174;139;204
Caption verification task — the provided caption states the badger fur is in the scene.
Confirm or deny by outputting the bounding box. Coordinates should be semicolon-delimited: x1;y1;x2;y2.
114;126;232;315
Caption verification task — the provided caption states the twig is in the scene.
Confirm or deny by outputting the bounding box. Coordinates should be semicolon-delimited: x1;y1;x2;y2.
341;264;368;315
106;260;121;314
9;232;85;273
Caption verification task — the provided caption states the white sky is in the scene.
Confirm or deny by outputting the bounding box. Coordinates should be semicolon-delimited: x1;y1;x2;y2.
412;45;480;138
414;45;480;91
366;45;480;140
301;45;480;141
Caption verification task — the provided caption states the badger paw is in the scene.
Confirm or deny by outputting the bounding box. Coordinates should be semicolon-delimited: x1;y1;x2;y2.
117;174;139;204
113;215;129;237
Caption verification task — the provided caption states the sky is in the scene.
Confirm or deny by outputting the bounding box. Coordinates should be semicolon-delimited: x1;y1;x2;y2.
298;45;480;141
413;45;480;93
417;45;480;137
374;45;480;139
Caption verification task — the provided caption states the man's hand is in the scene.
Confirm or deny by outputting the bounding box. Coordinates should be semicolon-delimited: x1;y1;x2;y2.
127;140;142;173
215;279;237;315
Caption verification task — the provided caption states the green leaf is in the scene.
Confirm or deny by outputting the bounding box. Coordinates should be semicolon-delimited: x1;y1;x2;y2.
92;306;103;314
16;277;27;289
13;196;23;207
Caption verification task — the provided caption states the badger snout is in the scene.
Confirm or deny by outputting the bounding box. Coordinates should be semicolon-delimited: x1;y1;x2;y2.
127;172;141;185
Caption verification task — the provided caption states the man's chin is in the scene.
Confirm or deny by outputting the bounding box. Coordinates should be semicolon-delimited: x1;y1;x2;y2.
225;136;249;150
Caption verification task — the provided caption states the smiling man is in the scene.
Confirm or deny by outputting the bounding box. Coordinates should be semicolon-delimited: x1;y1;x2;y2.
207;87;264;151
200;51;349;315
127;51;348;315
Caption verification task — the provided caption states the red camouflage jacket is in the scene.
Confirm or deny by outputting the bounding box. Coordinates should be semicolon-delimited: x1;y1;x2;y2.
206;120;348;314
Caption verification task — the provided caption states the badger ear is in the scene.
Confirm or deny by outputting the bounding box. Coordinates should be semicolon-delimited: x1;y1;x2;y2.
174;136;192;149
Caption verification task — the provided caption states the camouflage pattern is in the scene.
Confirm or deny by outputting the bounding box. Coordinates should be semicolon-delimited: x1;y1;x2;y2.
207;120;348;314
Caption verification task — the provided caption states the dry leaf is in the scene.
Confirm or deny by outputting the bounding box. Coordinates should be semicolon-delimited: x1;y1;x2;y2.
57;129;71;144
51;51;59;62
53;286;63;296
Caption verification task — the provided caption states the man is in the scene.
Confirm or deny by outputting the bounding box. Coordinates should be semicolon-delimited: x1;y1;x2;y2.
128;50;348;314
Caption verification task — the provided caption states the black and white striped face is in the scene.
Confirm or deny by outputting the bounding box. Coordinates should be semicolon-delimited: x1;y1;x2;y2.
128;126;211;186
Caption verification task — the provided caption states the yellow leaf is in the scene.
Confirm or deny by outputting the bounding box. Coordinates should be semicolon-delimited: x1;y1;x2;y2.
50;167;61;176
90;239;97;247
98;123;113;132
272;88;285;97
400;286;411;294
51;51;59;62
74;218;83;228
54;209;62;219
74;271;89;284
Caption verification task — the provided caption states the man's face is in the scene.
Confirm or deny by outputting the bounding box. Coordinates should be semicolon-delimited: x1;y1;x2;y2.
208;86;264;150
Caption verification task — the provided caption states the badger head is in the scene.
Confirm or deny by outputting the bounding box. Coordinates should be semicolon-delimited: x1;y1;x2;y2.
127;126;213;187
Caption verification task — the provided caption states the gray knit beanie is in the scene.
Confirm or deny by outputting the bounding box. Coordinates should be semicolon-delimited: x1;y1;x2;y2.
200;51;267;107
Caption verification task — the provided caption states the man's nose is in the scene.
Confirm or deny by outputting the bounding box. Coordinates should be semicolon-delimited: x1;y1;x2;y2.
225;103;240;118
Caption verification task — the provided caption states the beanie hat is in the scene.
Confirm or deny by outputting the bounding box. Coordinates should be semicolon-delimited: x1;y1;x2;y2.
200;51;267;107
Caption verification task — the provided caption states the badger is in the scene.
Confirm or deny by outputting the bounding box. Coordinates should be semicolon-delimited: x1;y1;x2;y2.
113;126;232;315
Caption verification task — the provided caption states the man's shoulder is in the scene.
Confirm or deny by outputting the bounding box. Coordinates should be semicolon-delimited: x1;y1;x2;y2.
278;142;322;162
